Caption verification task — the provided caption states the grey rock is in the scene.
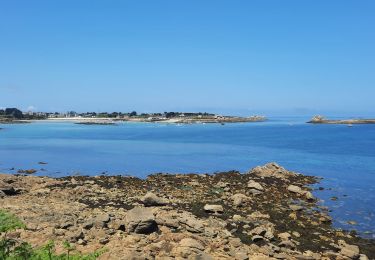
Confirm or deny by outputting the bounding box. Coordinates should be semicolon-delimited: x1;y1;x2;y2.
125;207;157;234
141;192;168;206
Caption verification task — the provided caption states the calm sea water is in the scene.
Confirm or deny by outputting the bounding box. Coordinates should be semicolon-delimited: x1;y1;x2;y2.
1;118;374;238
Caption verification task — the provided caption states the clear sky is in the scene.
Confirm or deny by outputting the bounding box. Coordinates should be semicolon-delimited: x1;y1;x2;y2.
0;1;374;116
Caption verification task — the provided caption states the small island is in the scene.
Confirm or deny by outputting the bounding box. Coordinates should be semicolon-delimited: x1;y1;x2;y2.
308;115;375;124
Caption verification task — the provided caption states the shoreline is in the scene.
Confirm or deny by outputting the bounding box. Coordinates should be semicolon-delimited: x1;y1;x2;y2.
1;163;373;259
307;116;375;125
2;115;267;125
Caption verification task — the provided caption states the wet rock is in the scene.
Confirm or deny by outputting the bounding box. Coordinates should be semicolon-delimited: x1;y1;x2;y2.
141;192;168;206
125;207;157;234
17;169;37;174
305;191;315;201
247;180;264;191
204;204;224;214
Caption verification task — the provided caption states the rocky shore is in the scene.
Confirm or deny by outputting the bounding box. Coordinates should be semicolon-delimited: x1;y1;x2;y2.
0;163;374;259
308;116;375;125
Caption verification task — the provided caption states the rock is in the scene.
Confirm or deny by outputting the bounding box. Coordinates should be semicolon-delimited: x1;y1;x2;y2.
177;212;205;233
339;240;360;259
179;238;204;250
278;232;291;241
305;191;315;201
359;254;369;260
287;185;303;194
141;192;168;206
66;230;84;243
99;237;109;245
125;207;157;234
289;205;304;211
175;238;205;258
59;220;74;229
216;181;229;188
0;181;17;195
82;219;94;229
232;193;250;207
251;235;265;242
249;163;296;179
94;213;111;227
96;213;110;223
203;204;224;214
247;180;264;191
278;240;296;249
233;214;243;222
248;189;263;195
235;251;249;260
249;225;274;240
17;169;37;174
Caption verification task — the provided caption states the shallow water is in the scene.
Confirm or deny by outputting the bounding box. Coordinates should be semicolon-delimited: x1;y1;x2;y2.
1;118;374;238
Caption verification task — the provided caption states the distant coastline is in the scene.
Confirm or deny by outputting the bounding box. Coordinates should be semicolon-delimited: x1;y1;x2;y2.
308;115;375;124
1;108;266;125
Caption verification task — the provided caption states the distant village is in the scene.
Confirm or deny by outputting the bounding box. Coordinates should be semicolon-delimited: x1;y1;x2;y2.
0;107;266;124
1;107;225;120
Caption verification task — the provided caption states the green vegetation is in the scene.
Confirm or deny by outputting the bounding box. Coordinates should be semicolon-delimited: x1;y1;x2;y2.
0;210;105;260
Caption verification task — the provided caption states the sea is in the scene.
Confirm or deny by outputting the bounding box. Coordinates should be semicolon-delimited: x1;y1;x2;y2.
0;117;374;238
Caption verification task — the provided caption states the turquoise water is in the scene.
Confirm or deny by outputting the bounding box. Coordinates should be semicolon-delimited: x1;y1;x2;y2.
0;118;375;238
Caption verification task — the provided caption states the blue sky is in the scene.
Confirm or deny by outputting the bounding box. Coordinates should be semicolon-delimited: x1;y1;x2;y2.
0;1;374;116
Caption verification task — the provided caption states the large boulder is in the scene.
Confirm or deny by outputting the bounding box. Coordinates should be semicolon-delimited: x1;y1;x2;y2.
338;240;360;259
141;192;168;206
247;180;264;191
232;193;250;207
125;207;157;234
249;163;296;179
0;180;17;196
